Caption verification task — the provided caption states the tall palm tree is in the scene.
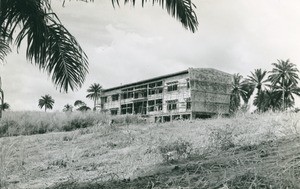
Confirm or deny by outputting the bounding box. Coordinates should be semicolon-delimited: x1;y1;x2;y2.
0;1;197;92
240;81;255;105
246;69;268;112
268;59;300;110
0;77;4;119
0;102;10;111
272;80;300;110
247;69;268;94
229;73;247;113
38;95;55;112
86;83;102;111
63;104;73;112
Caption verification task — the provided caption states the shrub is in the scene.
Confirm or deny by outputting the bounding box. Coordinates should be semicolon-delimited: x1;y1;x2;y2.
159;139;192;162
208;125;235;151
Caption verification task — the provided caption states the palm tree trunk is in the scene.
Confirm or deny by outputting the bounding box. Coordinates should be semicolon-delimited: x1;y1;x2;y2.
45;106;47;112
282;79;285;111
0;90;3;119
94;99;96;111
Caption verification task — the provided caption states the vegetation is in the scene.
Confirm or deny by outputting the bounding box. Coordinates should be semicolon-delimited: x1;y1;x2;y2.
74;100;91;112
230;59;300;113
0;102;9;111
268;59;300;110
86;83;102;111
0;0;88;92
229;74;254;113
112;0;198;32
63;104;73;112
38;95;55;112
0;77;4;119
0;111;145;137
0;111;300;188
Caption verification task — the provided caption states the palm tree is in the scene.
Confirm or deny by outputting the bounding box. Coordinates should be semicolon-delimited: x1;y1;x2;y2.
63;104;73;112
74;100;91;112
272;80;300;110
86;83;102;111
268;59;300;110
240;81;255;105
0;102;9;111
0;1;197;92
38;95;55;112
253;89;281;112
229;73;248;113
246;69;268;112
247;69;268;94
0;77;4;119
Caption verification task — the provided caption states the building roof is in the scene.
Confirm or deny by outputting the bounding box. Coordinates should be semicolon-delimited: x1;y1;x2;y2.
102;69;189;92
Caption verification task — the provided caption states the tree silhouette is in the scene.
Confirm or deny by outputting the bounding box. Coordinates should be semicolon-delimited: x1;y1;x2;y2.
38;95;55;112
86;83;102;111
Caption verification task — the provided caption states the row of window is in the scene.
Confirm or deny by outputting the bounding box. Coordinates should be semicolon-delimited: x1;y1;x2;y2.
102;80;190;103
102;83;189;103
110;99;191;115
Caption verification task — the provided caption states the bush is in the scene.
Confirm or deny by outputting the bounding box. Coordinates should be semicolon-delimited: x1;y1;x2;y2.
0;120;17;137
208;125;235;151
159;139;192;162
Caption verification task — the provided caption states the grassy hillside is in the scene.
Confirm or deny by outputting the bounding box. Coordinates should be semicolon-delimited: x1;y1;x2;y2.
0;111;300;188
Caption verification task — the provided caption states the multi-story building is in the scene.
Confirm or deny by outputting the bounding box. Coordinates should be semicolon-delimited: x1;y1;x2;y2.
99;68;232;122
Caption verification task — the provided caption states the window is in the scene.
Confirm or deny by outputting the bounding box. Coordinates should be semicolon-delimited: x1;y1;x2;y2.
121;88;133;99
112;94;119;101
121;104;133;114
155;99;163;111
186;98;191;110
101;97;107;103
187;79;190;88
110;109;118;115
148;100;155;112
186;102;191;110
134;85;147;99
167;100;177;110
148;81;163;95
167;82;178;92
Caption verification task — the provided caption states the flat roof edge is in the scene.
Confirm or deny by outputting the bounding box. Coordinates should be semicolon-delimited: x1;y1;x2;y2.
102;69;189;92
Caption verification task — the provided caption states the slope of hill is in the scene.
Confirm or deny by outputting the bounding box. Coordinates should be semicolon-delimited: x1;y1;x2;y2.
1;112;299;188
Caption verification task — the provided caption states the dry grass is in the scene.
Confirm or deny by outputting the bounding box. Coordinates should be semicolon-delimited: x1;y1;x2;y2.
0;111;300;188
0;111;146;137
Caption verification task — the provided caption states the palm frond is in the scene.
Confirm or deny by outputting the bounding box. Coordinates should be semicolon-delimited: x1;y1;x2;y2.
0;38;10;62
112;0;198;32
1;0;88;92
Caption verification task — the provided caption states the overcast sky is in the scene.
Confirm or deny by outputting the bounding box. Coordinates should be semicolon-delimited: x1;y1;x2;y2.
1;0;300;111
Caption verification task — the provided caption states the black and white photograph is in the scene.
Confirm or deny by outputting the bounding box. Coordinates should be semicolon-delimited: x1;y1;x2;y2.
1;0;300;188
